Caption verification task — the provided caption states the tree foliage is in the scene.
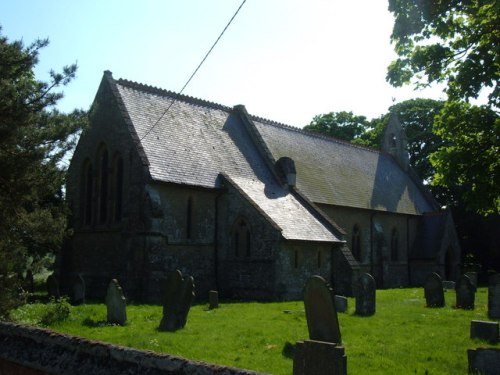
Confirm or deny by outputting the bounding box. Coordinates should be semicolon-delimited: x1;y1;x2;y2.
431;101;500;215
387;0;500;109
0;28;86;317
304;111;370;142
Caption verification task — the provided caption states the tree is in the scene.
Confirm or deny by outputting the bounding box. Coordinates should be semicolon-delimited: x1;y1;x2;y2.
387;0;499;109
387;0;500;215
431;101;500;215
304;111;370;142
0;28;86;317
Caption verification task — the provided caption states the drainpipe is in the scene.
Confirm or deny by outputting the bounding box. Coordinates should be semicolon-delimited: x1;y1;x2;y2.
370;213;376;276
407;215;411;285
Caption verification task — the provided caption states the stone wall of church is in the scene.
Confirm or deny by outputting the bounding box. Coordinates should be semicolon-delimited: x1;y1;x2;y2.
216;181;283;300
318;204;420;288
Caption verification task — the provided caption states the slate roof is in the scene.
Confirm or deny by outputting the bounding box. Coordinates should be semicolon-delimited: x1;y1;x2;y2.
110;73;435;242
111;75;340;243
251;119;436;215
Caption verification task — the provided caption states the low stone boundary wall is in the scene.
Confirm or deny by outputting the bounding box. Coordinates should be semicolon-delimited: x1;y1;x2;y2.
0;321;267;375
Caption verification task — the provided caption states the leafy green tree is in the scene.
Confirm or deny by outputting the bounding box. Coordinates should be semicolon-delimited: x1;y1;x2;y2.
304;111;370;142
387;0;500;215
387;0;499;109
0;28;86;317
431;102;500;215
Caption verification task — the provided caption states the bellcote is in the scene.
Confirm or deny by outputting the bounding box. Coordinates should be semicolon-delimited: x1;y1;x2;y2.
382;113;409;171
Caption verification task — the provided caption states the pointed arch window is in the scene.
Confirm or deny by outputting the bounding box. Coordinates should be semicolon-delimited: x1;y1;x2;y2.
352;224;361;261
97;145;109;224
81;159;93;226
391;227;399;261
233;217;251;257
112;154;124;222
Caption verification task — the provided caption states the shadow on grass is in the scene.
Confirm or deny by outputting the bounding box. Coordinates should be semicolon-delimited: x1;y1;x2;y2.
282;341;296;359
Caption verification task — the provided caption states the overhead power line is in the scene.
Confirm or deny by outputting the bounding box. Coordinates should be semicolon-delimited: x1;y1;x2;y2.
140;0;247;141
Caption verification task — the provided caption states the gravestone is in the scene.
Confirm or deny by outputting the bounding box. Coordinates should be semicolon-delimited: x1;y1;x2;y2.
465;272;478;289
106;279;127;325
303;275;341;343
488;273;500;319
354;273;376;316
46;274;60;299
456;274;475;309
70;274;85;305
424;272;445;307
159;270;195;332
293;340;347;375
470;320;499;344
208;290;219;310
334;295;348;313
468;348;500;375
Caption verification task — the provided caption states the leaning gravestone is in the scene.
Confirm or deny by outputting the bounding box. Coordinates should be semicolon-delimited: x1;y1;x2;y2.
294;275;346;375
470;320;499;344
303;275;341;343
159;270;195;332
46;274;60;299
106;279;127;325
488;273;500;319
70;274;85;305
354;273;376;316
456;274;475;309
424;272;445;307
468;348;500;375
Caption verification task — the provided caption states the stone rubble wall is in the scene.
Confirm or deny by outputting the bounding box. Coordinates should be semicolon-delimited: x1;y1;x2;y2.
0;322;267;375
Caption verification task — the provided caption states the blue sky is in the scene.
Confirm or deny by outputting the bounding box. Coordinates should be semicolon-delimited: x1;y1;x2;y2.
0;1;446;127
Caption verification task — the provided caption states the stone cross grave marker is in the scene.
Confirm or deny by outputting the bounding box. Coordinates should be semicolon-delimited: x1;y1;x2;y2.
106;279;127;325
303;275;341;344
46;273;60;299
70;274;85;305
456;274;475;309
489;273;500;319
424;272;444;308
159;270;195;332
354;273;376;316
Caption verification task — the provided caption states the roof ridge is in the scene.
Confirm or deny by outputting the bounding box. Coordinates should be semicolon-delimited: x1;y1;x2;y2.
116;78;233;113
250;114;382;154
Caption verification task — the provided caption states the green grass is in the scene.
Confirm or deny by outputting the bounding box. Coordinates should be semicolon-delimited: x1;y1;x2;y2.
9;288;499;374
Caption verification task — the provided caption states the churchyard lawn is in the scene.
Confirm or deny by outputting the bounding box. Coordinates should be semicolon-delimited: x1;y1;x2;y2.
10;287;499;374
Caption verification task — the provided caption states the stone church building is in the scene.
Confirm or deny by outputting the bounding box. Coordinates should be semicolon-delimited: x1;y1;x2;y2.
60;71;461;302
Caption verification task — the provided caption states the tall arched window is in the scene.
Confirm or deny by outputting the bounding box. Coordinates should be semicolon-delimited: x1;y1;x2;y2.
97;145;109;224
112;154;124;222
391;227;399;261
352;224;361;261
81;159;93;226
186;196;193;239
233;218;251;257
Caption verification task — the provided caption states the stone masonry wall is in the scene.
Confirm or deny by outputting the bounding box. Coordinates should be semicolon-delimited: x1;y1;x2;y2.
0;322;266;375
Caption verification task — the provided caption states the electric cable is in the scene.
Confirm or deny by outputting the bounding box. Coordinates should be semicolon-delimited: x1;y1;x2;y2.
140;0;247;141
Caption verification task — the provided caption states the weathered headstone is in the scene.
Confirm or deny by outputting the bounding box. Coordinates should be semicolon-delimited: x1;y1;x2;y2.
106;279;127;325
488;273;500;319
334;295;348;313
159;270;195;332
442;280;456;290
303;275;341;343
424;272;445;307
456;274;475;309
208;290;219;310
70;274;85;305
46;274;60;299
293;340;347;375
470;320;499;344
468;348;500;375
354;273;376;316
